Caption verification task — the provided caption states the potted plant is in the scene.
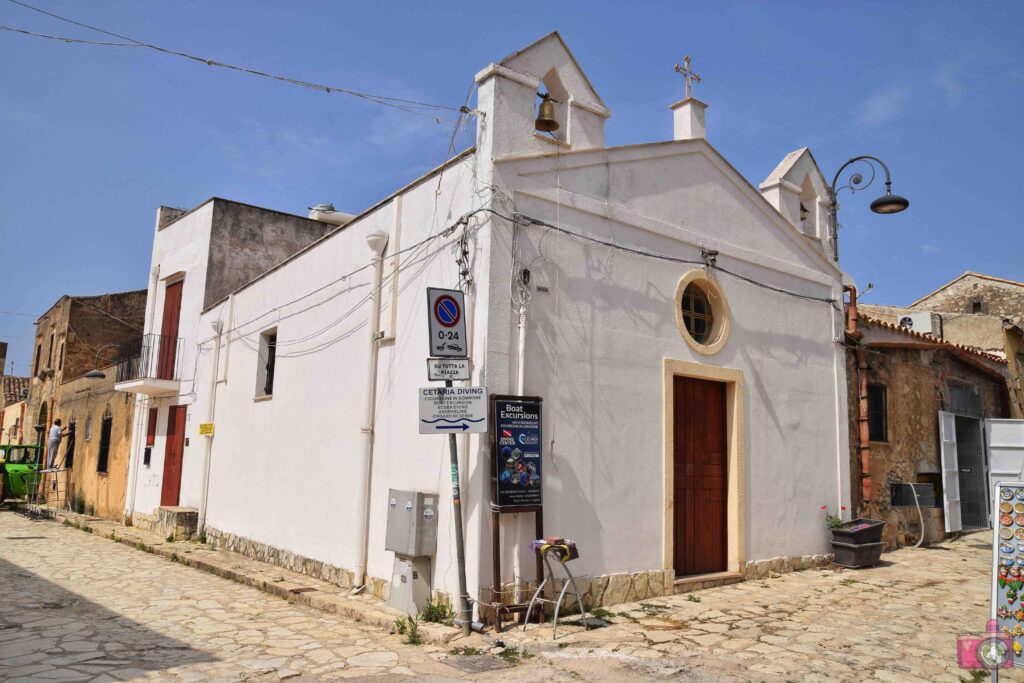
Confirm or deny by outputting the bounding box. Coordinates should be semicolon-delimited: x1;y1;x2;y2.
823;506;885;569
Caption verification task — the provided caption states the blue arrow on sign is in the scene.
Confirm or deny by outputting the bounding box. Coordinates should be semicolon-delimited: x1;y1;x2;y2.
436;423;470;431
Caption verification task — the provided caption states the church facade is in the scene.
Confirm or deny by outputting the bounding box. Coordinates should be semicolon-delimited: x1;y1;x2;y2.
121;33;850;613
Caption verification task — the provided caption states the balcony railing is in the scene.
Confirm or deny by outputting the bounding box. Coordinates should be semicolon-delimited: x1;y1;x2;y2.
116;334;184;383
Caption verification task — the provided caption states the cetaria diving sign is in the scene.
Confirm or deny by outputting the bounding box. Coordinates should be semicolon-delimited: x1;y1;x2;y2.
419;386;488;434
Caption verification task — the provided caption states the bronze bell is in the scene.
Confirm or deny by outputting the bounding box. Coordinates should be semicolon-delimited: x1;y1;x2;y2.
535;94;559;133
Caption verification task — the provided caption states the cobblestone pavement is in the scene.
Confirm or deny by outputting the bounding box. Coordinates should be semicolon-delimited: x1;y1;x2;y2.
500;531;1024;682
0;509;1019;682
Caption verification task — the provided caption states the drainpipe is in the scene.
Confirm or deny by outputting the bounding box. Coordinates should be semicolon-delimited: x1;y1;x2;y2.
354;229;390;592
843;285;872;507
126;264;161;522
219;294;234;385
197;319;223;536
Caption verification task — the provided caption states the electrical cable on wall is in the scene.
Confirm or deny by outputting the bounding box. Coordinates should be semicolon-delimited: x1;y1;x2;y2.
172;204;842;392
512;211;839;305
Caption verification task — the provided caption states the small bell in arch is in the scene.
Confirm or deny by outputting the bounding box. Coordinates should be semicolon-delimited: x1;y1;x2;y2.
535;92;559;133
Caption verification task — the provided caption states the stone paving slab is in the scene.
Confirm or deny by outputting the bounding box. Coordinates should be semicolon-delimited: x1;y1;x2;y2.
495;532;1024;682
5;508;1023;681
0;510;779;681
43;507;459;646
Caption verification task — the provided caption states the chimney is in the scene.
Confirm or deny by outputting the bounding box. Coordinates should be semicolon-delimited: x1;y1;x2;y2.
670;98;707;140
0;342;7;377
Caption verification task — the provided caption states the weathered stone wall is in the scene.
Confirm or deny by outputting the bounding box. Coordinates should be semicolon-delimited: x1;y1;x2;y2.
847;345;1010;548
203;200;336;309
913;274;1024;324
25;298;71;446
64;291;147;382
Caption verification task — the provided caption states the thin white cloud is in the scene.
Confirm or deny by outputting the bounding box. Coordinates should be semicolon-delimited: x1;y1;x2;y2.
218;122;347;180
859;86;911;126
1010;70;1024;82
933;64;965;106
921;244;941;254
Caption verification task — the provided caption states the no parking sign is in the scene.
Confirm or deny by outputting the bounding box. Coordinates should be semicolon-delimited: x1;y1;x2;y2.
427;288;467;358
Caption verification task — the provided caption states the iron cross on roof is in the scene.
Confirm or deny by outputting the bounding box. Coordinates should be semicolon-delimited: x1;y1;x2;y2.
674;55;702;99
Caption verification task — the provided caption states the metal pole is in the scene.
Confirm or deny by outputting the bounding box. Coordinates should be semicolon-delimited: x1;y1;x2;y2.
446;377;472;636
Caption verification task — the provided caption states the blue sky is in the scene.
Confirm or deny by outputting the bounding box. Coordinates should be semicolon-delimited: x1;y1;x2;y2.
2;1;1022;373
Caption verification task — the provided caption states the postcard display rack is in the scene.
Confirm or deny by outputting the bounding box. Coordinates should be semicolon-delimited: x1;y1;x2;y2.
993;481;1024;666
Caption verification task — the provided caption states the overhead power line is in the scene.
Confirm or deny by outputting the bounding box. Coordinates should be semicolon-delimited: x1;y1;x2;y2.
0;23;135;45
2;0;462;119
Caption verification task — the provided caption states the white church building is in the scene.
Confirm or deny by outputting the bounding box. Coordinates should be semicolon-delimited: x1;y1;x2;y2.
118;32;850;615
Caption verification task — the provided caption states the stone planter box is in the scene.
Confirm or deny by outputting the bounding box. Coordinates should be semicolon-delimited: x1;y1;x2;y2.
830;518;884;545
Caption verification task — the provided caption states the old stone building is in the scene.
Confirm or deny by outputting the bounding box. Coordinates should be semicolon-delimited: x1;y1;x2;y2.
2;375;30;444
25;290;147;516
912;271;1024;322
845;295;1011;548
0;342;30;444
860;302;1024;418
908;273;1024;418
3;378;30;444
52;369;135;518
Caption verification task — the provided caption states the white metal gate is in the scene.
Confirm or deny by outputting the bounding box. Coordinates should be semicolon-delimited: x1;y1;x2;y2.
987;419;1024;500
939;411;963;533
939;414;1024;534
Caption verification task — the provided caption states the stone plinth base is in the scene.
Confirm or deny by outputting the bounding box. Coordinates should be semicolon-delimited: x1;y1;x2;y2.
156;506;198;541
204;527;390;601
741;552;834;580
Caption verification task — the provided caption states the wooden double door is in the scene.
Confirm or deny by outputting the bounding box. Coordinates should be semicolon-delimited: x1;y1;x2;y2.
673;376;728;577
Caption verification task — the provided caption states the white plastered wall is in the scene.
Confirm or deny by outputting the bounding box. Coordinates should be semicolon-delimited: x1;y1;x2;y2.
483;140;850;579
127;203;215;518
183;156;493;600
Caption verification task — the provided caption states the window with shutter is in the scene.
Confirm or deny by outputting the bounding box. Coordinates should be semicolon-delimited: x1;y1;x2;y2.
97;415;113;473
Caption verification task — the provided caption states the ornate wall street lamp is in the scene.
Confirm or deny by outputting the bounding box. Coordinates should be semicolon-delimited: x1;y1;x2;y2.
84;343;121;380
829;155;910;262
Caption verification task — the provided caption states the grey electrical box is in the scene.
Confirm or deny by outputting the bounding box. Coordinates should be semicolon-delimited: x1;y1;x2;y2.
385;489;438;557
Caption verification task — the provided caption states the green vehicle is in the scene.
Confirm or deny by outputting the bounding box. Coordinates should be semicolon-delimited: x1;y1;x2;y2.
1;444;43;499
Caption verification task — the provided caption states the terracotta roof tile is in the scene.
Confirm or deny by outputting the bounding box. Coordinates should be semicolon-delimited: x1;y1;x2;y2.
859;313;1008;369
2;376;30;404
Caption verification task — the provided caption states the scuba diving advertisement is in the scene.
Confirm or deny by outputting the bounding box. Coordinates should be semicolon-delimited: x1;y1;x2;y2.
492;397;542;509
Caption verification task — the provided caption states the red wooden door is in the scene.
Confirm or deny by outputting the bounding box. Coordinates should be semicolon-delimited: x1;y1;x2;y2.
157;280;183;380
160;405;187;506
673;376;727;576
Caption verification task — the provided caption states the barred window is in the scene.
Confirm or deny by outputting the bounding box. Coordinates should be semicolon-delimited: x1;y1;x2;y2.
868;384;887;442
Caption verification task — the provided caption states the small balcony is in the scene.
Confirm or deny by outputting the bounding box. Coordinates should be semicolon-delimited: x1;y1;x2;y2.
114;334;184;396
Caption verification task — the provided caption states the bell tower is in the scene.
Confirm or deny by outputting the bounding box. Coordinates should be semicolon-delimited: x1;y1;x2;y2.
474;32;610;162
